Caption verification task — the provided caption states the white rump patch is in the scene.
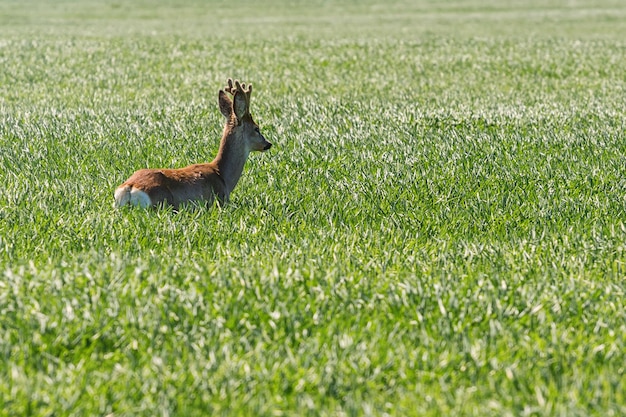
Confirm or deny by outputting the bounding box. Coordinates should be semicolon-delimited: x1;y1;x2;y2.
130;188;151;208
114;186;152;208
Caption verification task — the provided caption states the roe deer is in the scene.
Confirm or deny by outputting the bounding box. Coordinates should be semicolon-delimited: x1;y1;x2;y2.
114;79;272;209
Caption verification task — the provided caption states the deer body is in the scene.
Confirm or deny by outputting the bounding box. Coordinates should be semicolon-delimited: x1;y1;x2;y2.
114;79;271;209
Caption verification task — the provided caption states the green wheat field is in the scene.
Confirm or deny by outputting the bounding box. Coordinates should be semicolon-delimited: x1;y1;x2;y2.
1;0;625;416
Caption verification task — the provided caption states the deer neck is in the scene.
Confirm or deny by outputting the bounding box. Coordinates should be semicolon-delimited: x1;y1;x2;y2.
212;127;250;193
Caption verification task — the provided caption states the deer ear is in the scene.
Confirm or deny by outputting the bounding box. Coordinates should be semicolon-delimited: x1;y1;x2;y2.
219;90;233;119
233;90;248;120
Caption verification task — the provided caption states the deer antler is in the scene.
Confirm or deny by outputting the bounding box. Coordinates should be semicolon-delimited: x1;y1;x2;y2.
224;78;252;104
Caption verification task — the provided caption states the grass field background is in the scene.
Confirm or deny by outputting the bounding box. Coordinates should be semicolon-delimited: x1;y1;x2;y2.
1;0;625;416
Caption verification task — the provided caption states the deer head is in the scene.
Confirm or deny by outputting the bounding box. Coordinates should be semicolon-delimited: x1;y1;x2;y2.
218;79;272;152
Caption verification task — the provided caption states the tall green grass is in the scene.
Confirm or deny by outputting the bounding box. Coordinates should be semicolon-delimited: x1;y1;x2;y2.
1;1;625;416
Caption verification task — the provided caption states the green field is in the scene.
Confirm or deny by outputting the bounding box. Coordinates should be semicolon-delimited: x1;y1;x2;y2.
1;0;625;415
